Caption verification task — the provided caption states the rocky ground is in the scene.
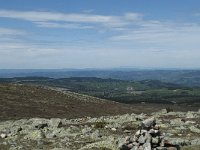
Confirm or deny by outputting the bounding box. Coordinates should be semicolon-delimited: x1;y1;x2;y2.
0;109;200;150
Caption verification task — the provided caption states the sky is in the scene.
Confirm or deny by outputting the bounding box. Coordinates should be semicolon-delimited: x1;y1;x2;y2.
0;0;200;69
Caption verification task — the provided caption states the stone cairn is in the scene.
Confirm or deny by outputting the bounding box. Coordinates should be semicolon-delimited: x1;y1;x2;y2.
119;117;179;150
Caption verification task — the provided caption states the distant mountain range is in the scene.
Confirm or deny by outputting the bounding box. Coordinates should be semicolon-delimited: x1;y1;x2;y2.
0;69;200;87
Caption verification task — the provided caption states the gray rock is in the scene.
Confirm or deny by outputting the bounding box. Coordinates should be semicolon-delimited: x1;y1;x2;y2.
0;110;200;149
49;118;62;128
9;126;22;136
24;130;45;140
165;138;190;146
185;120;196;124
191;138;200;145
170;118;184;125
152;137;160;144
143;143;151;150
46;127;70;138
0;133;7;138
66;125;80;134
138;135;146;144
189;126;200;133
186;111;196;118
61;137;70;143
82;127;92;134
91;130;101;140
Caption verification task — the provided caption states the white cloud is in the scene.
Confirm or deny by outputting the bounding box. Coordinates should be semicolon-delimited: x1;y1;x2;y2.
124;12;143;21
0;10;142;29
36;22;94;29
0;27;25;36
110;21;200;50
0;10;200;68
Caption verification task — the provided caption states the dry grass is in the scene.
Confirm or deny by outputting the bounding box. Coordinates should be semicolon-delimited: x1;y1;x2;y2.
0;84;135;121
0;83;199;121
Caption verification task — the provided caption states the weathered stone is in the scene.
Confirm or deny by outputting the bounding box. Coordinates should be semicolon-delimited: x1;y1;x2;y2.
165;138;190;146
138;135;146;144
170;118;184;125
189;126;200;133
0;110;199;149
91;130;101;140
24;130;45;140
0;133;7;138
152;137;160;144
49;118;62;128
124;130;131;133
66;125;80;134
111;128;117;131
185;120;196;124
82;127;92;134
186;111;196;118
191;138;200;145
143;142;151;150
159;124;169;129
6;126;22;137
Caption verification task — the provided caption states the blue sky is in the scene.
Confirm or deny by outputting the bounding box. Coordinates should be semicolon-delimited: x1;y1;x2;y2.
0;0;200;69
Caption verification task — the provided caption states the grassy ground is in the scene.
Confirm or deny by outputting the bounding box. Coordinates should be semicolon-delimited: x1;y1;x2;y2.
0;83;135;121
0;83;199;121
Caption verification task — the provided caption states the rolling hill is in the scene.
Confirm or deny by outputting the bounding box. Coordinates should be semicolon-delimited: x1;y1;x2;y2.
1;83;199;121
1;69;200;87
1;77;200;105
0;83;135;121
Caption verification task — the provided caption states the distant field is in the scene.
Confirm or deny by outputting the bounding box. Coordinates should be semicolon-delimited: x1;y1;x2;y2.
1;77;199;105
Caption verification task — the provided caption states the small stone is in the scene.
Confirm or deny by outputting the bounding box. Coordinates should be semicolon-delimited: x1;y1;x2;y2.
111;128;117;131
138;135;146;144
185;121;196;124
91;130;101;140
191;138;200;145
186;111;195;118
189;126;200;134
178;134;182;136
161;109;168;114
143;142;151;150
124;130;131;133
82;127;92;134
49;118;62;128
170;118;184;125
9;126;22;136
152;137;159;144
104;125;109;129
0;133;7;138
24;130;45;140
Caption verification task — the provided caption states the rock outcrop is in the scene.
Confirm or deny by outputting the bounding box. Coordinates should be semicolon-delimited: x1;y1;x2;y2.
0;109;200;150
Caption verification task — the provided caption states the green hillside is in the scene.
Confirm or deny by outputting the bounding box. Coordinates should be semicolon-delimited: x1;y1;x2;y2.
1;77;200;105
